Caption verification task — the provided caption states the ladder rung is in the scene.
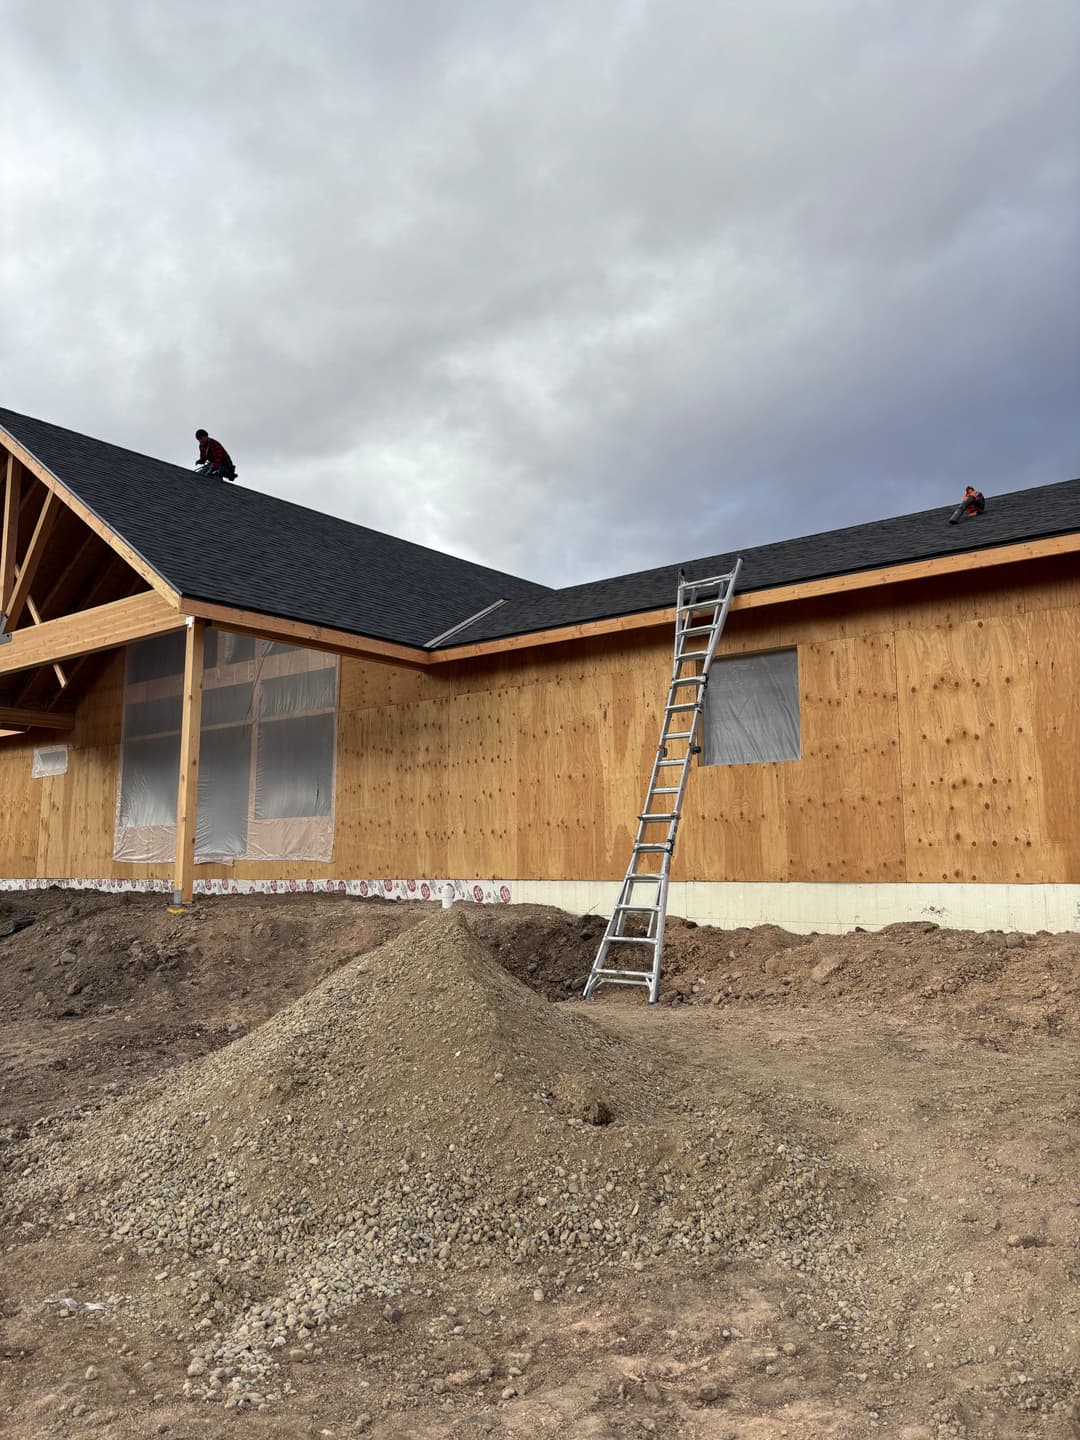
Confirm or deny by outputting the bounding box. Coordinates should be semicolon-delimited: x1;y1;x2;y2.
585;558;742;1007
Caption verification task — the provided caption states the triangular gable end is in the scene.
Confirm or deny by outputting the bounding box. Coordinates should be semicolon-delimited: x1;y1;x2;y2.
0;435;183;729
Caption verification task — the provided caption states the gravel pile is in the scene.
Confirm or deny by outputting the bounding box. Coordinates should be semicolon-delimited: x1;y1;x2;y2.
7;910;868;1409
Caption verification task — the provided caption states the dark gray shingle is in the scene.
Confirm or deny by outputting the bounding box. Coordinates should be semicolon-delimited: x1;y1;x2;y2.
3;406;1077;652
0;408;549;648
435;475;1080;646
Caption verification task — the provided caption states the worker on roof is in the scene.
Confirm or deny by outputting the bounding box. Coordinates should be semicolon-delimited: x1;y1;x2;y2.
948;485;985;524
194;429;237;482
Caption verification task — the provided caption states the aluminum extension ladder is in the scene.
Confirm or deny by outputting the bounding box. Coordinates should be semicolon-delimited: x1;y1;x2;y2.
583;559;742;1003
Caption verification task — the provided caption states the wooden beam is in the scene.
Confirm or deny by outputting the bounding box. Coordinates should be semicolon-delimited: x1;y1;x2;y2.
38;529;100;620
0;431;178;604
177;598;432;670
429;529;1080;662
0;705;74;732
5;490;59;632
729;529;1080;614
0;591;184;677
24;596;69;689
0;454;20;616
174;620;206;904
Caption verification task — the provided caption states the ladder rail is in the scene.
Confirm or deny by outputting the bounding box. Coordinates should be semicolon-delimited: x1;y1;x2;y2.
584;558;742;1004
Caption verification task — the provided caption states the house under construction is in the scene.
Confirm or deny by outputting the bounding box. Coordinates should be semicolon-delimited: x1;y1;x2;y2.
2;406;1079;934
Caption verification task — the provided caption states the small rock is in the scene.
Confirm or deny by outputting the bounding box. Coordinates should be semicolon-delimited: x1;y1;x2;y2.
383;1304;403;1324
186;1358;206;1377
501;1385;518;1400
1005;932;1025;950
697;1382;725;1404
84;1366;99;1382
532;1288;545;1303
810;954;842;984
782;1342;798;1356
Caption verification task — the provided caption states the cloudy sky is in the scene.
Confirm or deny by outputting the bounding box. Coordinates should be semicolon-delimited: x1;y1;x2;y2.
2;1;1077;586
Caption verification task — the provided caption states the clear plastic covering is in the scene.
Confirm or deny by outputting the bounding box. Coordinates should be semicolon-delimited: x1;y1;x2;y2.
701;648;800;766
114;630;338;863
32;744;69;778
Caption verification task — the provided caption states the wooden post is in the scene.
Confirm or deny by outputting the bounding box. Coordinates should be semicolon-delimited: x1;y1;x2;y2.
174;618;206;904
0;453;20;625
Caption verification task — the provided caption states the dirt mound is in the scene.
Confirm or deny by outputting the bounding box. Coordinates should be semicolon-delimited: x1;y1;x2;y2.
653;919;1080;1035
0;891;432;1022
8;910;868;1409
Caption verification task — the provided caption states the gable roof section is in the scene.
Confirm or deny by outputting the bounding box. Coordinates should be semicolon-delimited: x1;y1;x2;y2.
433;475;1080;647
0;408;549;649
2;405;1078;655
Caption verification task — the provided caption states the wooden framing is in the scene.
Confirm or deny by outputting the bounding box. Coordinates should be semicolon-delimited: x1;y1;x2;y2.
174;620;206;903
177;599;431;670
0;706;74;732
5;490;59;633
0;453;20;620
0;591;185;677
0;428;178;604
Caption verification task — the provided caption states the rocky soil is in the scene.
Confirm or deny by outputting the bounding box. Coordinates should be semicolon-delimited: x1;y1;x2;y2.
1;891;1078;1438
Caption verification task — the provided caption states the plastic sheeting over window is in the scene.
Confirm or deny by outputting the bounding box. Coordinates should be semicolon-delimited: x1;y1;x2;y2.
114;632;338;863
701;649;800;766
32;744;69;778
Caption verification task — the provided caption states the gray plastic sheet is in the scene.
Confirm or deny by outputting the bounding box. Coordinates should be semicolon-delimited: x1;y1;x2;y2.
114;633;338;863
701;649;800;766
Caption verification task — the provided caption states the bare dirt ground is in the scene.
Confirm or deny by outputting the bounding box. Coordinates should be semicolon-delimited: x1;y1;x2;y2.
1;890;1077;1440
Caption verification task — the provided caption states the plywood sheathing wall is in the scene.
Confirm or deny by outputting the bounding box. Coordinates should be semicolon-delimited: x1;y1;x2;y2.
1;553;1079;885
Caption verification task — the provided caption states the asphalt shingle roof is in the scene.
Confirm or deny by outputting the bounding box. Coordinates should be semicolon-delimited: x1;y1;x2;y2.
436;475;1080;647
0;408;549;648
3;406;1078;653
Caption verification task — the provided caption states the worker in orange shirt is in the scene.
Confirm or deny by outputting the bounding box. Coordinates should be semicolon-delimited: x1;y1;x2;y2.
948;486;985;524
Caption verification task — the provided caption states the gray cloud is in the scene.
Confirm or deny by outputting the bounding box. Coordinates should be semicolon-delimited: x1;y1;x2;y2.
2;0;1077;585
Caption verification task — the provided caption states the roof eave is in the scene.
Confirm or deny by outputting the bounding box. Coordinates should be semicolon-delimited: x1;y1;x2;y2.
427;526;1080;663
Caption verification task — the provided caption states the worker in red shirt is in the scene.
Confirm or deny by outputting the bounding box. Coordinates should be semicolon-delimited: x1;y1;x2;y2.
948;485;985;524
194;429;237;481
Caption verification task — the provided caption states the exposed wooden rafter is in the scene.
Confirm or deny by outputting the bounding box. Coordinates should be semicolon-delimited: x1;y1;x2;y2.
24;595;69;689
0;705;74;732
0;430;178;604
5;490;59;633
0;453;21;621
28;565;150;709
0;591;185;678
